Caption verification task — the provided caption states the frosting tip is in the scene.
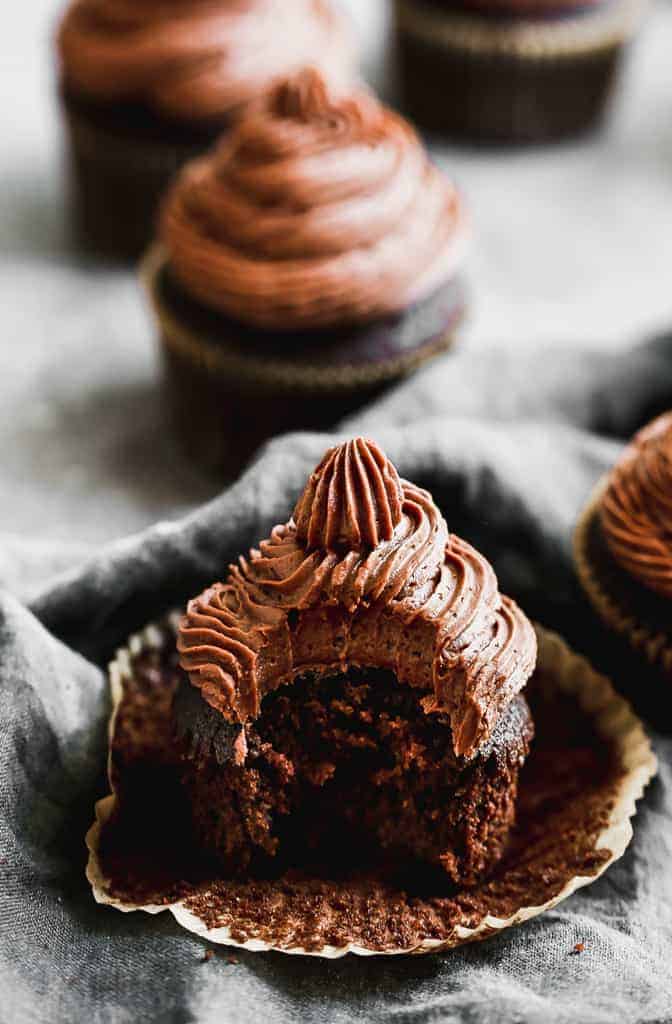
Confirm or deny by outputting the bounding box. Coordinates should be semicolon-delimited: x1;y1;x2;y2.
293;438;404;552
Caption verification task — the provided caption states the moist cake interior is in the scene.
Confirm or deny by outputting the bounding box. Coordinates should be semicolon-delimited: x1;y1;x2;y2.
176;668;533;889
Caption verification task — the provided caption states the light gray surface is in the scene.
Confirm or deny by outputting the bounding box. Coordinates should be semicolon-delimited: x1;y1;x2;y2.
2;0;672;548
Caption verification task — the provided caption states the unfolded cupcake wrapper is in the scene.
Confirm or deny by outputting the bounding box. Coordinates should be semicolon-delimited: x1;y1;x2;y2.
142;244;462;395
395;0;647;142
62;103;208;259
575;477;672;677
86;616;656;957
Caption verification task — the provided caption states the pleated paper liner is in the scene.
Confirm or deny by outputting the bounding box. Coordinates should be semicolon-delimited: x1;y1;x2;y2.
394;0;648;142
575;476;672;682
142;244;466;476
396;0;645;58
62;96;216;260
86;616;656;957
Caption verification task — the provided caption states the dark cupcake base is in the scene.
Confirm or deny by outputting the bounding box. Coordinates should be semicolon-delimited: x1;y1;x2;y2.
584;514;672;639
575;502;672;725
396;12;627;144
151;257;465;478
61;90;225;260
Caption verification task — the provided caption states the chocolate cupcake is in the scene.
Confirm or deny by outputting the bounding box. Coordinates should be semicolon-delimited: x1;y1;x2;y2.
174;439;536;884
146;71;468;475
87;439;656;956
575;412;672;681
57;1;353;258
394;0;647;143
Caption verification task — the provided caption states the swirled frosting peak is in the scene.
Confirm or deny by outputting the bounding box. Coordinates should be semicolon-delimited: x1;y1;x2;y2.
294;439;403;552
178;439;536;759
601;412;672;598
58;0;352;123
160;68;468;329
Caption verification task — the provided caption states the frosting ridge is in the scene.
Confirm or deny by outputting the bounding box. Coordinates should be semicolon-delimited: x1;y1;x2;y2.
294;438;404;552
178;439;536;758
58;0;352;122
160;69;468;329
601;412;672;598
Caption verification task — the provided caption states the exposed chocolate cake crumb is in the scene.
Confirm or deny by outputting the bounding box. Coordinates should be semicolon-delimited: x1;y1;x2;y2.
175;668;533;886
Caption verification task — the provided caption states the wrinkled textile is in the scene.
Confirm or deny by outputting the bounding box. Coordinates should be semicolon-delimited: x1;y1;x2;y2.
2;336;672;1024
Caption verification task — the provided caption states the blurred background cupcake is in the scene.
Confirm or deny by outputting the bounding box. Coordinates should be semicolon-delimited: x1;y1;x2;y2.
394;0;647;143
144;69;469;476
575;412;672;684
56;0;354;259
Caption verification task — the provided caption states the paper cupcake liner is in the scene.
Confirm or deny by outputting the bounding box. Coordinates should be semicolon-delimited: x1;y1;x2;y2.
575;478;672;678
144;243;464;475
63;104;210;260
395;0;647;59
86;616;656;957
142;244;463;394
395;0;646;142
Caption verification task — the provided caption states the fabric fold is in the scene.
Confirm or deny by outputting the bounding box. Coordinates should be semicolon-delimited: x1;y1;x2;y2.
2;335;672;1022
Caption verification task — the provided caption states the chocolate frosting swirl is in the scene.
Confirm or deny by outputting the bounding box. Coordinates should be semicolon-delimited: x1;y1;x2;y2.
178;439;536;758
294;439;404;551
160;69;468;329
601;412;672;599
58;0;351;122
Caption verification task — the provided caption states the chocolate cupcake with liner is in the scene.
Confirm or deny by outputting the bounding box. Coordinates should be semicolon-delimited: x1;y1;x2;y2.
86;439;655;955
394;0;647;143
145;71;468;476
575;411;672;683
57;1;353;258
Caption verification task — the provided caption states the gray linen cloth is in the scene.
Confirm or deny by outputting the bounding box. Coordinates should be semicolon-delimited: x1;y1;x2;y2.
2;336;672;1024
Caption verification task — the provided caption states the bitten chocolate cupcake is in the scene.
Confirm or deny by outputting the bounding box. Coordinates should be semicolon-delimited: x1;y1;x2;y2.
575;412;672;682
174;438;536;885
145;70;468;476
87;439;656;955
57;1;353;258
394;0;647;143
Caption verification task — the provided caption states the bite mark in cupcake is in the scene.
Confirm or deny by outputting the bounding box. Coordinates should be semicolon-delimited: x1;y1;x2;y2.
178;438;534;758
